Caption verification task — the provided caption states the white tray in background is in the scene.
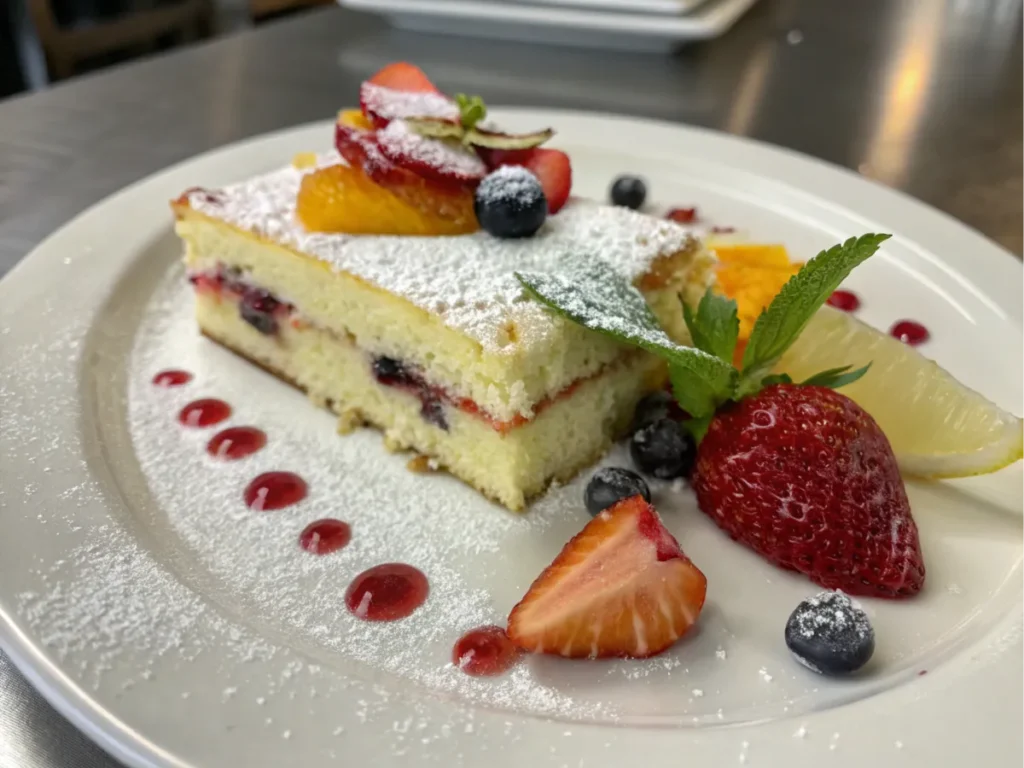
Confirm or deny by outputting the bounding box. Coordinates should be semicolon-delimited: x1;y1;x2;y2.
339;0;760;52
502;0;712;15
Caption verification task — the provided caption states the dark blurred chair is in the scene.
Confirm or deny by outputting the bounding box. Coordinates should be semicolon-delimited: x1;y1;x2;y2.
2;3;28;97
247;0;332;23
27;0;214;80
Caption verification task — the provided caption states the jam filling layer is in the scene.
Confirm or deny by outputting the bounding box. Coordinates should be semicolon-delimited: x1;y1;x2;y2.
189;266;628;435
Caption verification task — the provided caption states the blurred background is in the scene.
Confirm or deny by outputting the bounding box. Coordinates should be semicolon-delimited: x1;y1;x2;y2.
1;0;331;96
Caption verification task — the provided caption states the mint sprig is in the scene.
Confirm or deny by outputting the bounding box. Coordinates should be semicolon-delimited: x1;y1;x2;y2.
682;290;739;365
516;262;735;420
739;234;890;381
800;363;872;389
515;233;889;438
455;93;487;132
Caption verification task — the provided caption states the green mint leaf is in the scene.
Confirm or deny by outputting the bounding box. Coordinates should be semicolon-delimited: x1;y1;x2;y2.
515;264;737;411
800;363;872;389
759;372;793;387
682;289;739;364
455;93;487;131
684;414;713;443
741;233;891;378
668;358;736;419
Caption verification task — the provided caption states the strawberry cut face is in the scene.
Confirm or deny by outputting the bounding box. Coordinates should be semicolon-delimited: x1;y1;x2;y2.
507;496;706;659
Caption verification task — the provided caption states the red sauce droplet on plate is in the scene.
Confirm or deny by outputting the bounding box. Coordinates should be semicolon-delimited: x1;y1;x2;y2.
244;471;307;511
153;369;193;387
826;290;861;312
299;519;351;555
345;564;429;621
178;398;231;427
666;207;697;224
207;426;266;460
452;625;520;677
890;320;930;346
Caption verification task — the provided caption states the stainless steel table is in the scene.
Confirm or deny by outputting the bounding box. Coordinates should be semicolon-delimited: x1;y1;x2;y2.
0;2;1021;765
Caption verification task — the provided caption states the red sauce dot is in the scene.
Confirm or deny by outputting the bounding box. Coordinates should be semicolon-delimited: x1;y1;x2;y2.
178;398;231;427
345;564;428;621
826;290;861;312
666;207;697;224
890;320;930;346
299;519;351;555
152;369;193;387
244;471;307;511
453;625;520;677
207;426;266;460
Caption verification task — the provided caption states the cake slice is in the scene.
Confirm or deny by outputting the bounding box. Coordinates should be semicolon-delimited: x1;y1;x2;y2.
172;153;712;510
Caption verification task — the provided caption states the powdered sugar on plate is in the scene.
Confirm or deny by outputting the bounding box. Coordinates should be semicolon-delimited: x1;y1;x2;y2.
185;155;701;351
79;268;827;726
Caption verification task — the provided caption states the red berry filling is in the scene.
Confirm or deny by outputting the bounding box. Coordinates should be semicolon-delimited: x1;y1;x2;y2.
188;266;294;336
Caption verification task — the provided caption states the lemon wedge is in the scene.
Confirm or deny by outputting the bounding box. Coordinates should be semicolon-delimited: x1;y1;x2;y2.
776;306;1023;478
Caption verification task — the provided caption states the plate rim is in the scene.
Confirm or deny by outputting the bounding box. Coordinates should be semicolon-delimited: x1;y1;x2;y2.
0;109;1021;768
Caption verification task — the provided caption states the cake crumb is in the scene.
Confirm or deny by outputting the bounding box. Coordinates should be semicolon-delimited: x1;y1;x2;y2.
406;454;438;473
292;152;318;169
336;409;364;435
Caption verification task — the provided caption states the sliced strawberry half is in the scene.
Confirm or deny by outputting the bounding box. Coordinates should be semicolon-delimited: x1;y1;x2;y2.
507;496;706;659
334;120;475;203
360;62;459;128
376;119;486;186
487;148;572;214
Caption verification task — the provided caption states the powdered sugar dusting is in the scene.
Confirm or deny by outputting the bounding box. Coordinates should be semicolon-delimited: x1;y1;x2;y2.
377;120;486;181
790;592;871;642
360;83;460;123
475;165;543;207
185;155;699;351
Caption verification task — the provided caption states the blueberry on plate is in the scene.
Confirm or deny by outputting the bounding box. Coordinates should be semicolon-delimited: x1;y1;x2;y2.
584;467;651;516
629;418;695;479
632;390;681;432
785;591;875;676
610;175;647;210
474;166;547;239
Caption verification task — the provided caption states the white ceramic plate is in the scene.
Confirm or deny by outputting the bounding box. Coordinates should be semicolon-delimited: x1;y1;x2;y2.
338;0;760;52
0;111;1021;768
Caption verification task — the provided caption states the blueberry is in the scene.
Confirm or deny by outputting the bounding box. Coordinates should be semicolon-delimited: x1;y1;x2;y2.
584;467;651;516
632;390;680;432
610;175;646;210
629;418;695;479
474;166;547;239
785;591;875;676
240;290;280;335
372;356;407;385
420;394;449;431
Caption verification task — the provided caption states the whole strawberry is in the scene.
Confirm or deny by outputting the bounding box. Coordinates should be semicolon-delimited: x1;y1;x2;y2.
519;232;932;599
692;384;924;597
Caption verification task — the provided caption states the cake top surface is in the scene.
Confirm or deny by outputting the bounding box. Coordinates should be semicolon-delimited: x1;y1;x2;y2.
185;153;701;351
